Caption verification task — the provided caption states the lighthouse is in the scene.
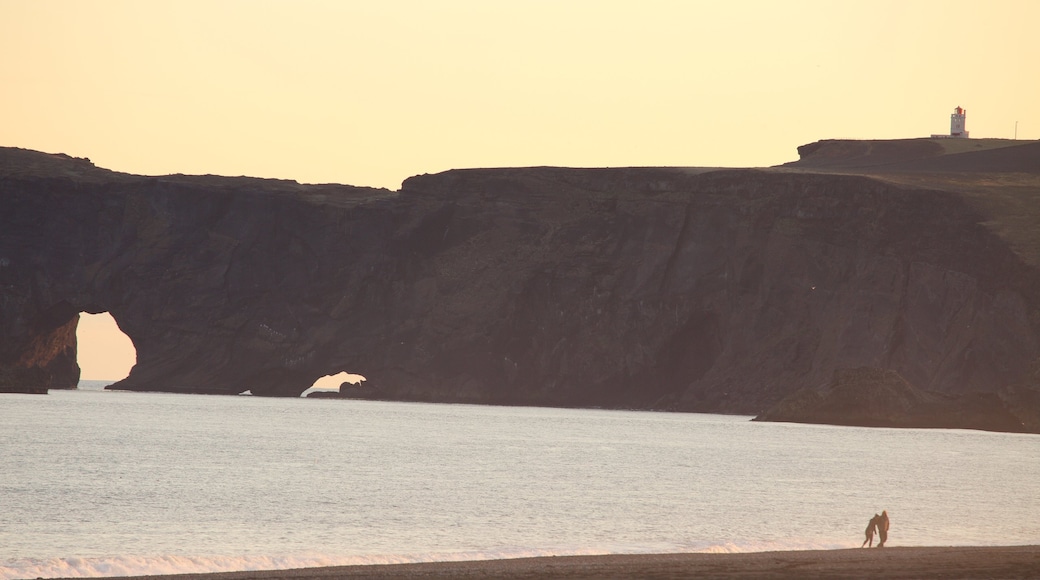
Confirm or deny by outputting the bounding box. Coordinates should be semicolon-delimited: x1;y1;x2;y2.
931;106;970;139
950;106;969;138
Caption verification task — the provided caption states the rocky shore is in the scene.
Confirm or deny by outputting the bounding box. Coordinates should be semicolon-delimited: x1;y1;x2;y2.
754;367;1040;433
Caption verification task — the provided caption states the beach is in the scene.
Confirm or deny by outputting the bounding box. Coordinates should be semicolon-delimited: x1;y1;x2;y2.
89;546;1040;580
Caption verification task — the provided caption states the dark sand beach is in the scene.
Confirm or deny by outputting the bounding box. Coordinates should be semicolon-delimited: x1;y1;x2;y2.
89;546;1040;580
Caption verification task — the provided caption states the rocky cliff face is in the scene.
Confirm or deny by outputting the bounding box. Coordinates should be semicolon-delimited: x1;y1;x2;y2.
753;367;1039;433
2;144;1039;429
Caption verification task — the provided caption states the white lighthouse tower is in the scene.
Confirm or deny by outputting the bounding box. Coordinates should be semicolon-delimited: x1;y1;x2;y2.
950;106;968;138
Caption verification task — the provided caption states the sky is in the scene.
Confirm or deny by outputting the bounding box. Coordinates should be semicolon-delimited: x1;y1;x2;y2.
5;0;1038;381
76;313;136;380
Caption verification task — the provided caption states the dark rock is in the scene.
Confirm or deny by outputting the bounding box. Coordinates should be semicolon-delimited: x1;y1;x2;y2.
339;381;371;399
305;391;342;399
754;367;928;427
0;385;49;394
2;143;1040;433
998;383;1040;432
755;367;1033;433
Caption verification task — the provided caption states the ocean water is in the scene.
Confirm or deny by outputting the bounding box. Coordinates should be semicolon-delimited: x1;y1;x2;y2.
1;382;1038;579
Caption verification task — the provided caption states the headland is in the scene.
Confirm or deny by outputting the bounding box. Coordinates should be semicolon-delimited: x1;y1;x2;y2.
2;139;1039;432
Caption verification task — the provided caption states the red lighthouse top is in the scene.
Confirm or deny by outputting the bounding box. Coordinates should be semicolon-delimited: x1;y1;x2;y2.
955;106;965;115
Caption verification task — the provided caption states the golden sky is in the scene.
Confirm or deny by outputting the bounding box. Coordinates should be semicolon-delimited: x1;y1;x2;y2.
76;313;135;380
3;0;1038;190
5;1;1038;380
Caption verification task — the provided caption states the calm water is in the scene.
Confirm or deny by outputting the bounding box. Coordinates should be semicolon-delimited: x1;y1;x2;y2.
1;382;1038;579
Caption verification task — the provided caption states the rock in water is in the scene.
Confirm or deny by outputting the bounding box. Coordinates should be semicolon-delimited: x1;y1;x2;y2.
755;367;1034;433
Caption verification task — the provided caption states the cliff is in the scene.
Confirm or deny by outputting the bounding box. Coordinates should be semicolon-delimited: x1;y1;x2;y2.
753;367;1038;433
2;141;1039;431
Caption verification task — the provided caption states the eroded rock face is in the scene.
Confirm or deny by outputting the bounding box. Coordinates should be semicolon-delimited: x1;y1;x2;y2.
2;146;1039;430
753;367;1037;432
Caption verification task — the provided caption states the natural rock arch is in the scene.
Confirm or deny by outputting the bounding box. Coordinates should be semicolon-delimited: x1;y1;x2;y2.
76;312;136;382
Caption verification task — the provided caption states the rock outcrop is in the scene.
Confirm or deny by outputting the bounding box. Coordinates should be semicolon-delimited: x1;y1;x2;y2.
2;142;1039;431
753;367;1038;432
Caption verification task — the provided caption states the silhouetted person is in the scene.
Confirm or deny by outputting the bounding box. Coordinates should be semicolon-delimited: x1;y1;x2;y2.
861;513;880;547
877;510;890;547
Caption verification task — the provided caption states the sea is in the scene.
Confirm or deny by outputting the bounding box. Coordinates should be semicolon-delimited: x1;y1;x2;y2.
2;380;1038;579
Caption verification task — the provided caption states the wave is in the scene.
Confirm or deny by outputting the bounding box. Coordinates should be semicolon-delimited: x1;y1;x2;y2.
1;541;860;579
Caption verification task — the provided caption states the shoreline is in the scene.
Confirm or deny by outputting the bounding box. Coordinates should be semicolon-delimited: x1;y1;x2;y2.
75;546;1040;580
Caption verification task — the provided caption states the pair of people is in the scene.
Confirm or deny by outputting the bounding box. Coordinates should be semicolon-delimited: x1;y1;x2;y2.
861;510;890;547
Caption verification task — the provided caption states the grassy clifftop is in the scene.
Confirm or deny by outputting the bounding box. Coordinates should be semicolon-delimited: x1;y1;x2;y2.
782;138;1040;267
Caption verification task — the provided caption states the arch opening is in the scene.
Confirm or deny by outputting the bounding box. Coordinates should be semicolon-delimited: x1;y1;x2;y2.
303;371;367;397
76;312;137;389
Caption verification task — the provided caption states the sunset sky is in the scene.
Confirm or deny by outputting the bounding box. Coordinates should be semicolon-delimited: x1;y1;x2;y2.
3;0;1037;380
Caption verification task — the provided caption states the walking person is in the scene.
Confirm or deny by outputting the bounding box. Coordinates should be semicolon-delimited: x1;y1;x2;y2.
861;513;880;548
877;510;890;547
